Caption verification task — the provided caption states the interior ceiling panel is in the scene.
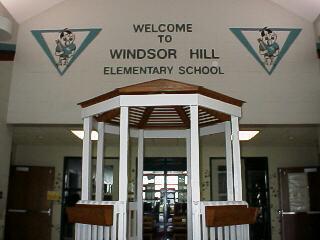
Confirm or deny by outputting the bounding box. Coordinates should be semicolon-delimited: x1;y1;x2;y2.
270;0;320;22
0;0;65;23
1;0;319;23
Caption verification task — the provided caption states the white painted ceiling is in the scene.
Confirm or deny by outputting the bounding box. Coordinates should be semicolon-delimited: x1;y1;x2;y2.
0;0;65;23
1;0;320;23
270;0;320;22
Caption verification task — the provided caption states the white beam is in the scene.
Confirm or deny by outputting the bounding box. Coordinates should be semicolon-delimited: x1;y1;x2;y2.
81;96;120;118
81;117;93;200
225;121;234;201
103;124;139;138
199;122;225;136
104;123;120;135
190;106;201;239
118;106;129;240
198;95;242;117
137;130;144;240
103;126;189;139
96;122;105;201
231;116;242;200
186;131;193;240
144;129;188;138
120;94;198;107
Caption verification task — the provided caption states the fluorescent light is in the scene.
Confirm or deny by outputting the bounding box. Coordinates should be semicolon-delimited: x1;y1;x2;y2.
71;130;98;140
239;131;259;141
71;130;258;141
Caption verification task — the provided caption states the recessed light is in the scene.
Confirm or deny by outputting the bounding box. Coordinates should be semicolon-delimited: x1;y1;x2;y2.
239;131;259;141
71;130;98;141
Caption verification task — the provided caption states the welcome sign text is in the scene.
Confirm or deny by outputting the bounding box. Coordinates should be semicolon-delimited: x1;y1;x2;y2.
104;23;224;75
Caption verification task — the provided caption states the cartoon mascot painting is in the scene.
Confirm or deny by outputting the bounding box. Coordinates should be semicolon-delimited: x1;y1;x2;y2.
55;28;76;66
258;27;280;65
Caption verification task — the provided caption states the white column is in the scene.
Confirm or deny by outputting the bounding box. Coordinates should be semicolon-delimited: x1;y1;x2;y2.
137;129;144;240
231;116;242;201
186;130;193;240
118;106;129;240
190;106;201;239
82;116;93;200
96;122;105;201
225;121;235;201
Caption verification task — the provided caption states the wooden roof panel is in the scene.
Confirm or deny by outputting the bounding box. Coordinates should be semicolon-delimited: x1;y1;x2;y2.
78;79;244;108
83;79;243;129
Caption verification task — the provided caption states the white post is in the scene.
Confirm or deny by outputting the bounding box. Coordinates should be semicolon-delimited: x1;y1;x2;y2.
96;122;105;201
186;130;193;240
225;121;234;201
231;116;242;201
137;129;144;240
82;116;93;200
190;106;201;239
80;117;93;240
118;106;129;240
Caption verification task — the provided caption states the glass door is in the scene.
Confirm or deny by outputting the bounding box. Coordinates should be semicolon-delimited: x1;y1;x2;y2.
142;158;187;240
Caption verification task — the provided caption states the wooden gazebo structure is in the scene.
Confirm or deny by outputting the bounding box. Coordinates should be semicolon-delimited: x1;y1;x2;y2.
69;79;257;240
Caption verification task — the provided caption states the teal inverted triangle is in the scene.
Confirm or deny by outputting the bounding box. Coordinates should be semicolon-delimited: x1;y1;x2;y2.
229;28;301;75
31;28;101;76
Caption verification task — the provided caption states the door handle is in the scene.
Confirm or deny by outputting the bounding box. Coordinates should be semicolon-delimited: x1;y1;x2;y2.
307;211;320;214
281;211;319;215
40;208;51;216
7;209;27;213
282;212;299;215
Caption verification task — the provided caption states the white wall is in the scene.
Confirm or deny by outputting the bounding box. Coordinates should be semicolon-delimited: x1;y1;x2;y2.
7;0;320;125
0;3;17;238
11;136;319;240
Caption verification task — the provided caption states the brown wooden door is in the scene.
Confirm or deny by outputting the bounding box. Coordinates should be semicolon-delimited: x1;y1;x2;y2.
5;166;54;240
278;167;320;240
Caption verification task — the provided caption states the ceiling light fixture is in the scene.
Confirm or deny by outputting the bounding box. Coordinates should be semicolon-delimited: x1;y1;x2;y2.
71;130;98;141
239;131;259;141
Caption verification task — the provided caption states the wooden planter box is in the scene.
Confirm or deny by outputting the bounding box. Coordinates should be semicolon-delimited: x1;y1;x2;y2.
205;205;258;227
66;204;113;226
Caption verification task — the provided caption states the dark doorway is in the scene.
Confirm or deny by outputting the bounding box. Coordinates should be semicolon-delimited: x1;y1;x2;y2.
278;167;320;240
60;157;82;240
5;166;55;240
244;157;271;240
60;157;117;240
143;157;187;240
210;157;272;239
